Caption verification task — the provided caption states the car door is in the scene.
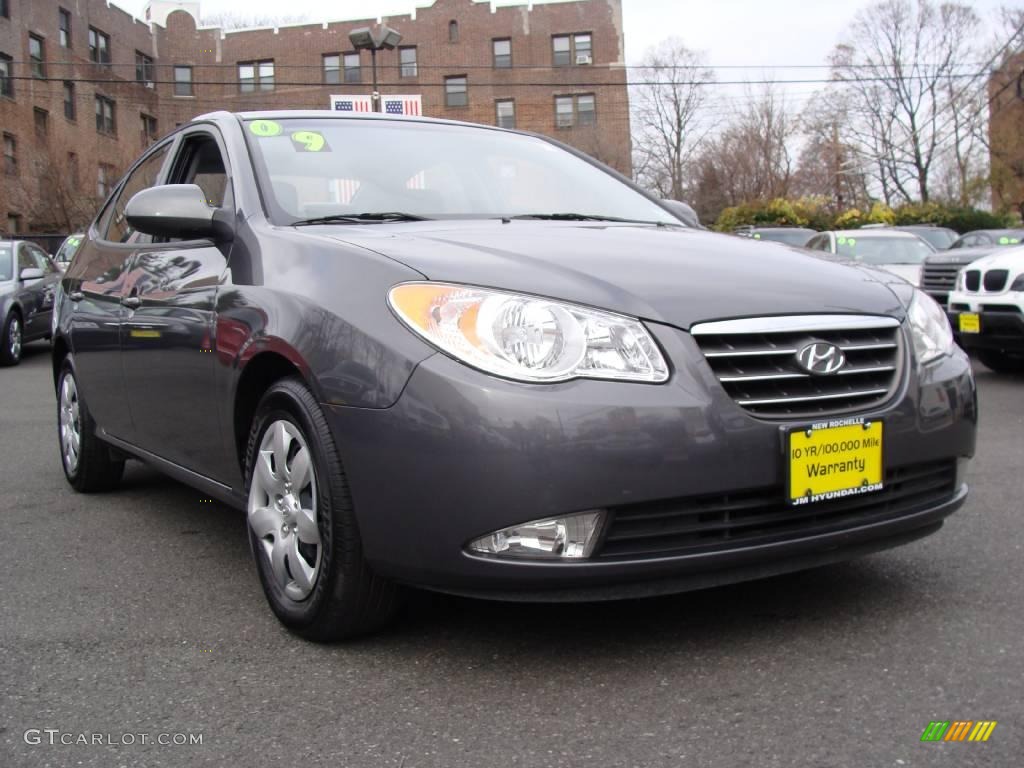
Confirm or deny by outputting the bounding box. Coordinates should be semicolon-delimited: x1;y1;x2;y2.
63;141;173;441
120;126;234;476
21;244;60;340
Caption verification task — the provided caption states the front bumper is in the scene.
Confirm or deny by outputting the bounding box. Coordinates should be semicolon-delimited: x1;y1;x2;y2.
325;323;977;600
949;294;1024;352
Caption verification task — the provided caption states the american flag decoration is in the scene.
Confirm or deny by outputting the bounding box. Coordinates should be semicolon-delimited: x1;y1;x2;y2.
330;179;362;205
383;95;422;116
330;95;373;113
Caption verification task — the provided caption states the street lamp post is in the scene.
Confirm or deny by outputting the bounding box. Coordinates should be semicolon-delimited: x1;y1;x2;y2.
348;25;403;113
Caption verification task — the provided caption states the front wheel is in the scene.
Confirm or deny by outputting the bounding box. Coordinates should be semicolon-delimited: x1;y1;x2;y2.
57;361;125;491
244;378;400;641
977;349;1024;373
0;312;22;366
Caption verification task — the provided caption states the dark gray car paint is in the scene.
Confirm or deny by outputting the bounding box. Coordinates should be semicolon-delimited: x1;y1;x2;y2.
1;242;60;347
53;111;977;598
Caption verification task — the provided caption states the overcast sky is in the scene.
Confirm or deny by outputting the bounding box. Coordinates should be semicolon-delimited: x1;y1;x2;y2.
114;0;1011;113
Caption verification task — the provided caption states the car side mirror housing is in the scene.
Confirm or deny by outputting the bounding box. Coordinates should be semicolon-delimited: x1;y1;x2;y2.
125;184;234;242
20;267;45;281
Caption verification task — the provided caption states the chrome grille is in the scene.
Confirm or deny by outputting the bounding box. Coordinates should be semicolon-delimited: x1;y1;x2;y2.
921;262;961;306
691;315;903;419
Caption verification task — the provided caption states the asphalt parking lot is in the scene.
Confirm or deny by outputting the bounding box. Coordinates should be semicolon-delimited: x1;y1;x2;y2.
1;341;1021;768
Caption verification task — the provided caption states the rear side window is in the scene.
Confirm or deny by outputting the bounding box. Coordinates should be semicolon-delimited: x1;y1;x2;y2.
27;245;57;273
101;143;171;243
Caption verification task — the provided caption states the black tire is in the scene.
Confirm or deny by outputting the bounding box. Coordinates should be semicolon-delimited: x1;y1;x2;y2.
57;360;125;492
0;311;22;366
977;349;1024;373
244;378;401;641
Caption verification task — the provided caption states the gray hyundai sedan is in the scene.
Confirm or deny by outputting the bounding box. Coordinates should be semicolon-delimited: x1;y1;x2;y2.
53;111;976;640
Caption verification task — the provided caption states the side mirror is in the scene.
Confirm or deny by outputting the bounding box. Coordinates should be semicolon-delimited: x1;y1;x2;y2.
125;184;234;241
661;199;703;229
20;267;45;281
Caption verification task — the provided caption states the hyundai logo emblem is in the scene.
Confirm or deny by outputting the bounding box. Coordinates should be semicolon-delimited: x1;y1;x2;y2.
795;341;846;375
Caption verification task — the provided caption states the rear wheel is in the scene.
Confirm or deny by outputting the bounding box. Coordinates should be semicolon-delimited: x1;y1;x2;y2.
977;349;1024;373
57;361;125;491
0;312;22;366
244;378;400;641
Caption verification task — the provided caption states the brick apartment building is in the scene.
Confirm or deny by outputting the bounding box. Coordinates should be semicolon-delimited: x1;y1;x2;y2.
989;49;1024;218
0;0;631;235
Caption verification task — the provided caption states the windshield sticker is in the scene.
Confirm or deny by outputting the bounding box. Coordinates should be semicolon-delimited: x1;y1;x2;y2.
248;120;283;137
998;236;1020;245
290;131;330;152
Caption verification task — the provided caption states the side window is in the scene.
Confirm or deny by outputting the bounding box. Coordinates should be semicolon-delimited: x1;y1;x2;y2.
28;245;56;273
102;143;171;243
168;132;229;209
17;244;34;274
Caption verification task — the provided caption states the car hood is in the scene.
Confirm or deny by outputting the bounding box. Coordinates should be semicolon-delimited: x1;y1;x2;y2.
876;263;922;286
311;221;907;328
958;246;1024;273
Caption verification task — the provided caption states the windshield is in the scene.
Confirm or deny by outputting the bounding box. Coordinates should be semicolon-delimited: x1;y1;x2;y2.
834;235;933;265
754;230;814;246
0;246;11;281
56;235;83;263
245;118;678;226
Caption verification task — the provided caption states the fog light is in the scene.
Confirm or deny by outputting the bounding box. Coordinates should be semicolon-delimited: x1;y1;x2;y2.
467;511;604;560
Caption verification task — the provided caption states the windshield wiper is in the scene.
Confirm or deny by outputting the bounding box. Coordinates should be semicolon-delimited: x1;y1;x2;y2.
507;213;666;225
292;212;431;226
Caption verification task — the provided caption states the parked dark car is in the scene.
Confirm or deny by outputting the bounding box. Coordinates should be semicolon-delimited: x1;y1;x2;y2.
949;229;1024;249
1;239;60;365
53;111;977;640
735;226;818;246
893;225;958;250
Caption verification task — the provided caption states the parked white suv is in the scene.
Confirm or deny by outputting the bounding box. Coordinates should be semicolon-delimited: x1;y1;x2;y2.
948;245;1024;372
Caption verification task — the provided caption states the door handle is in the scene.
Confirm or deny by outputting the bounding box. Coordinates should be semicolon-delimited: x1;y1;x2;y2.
121;296;142;309
68;291;84;301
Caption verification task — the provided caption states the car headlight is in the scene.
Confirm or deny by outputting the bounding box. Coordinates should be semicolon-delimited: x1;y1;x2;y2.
1011;274;1024;292
388;282;669;383
907;289;954;365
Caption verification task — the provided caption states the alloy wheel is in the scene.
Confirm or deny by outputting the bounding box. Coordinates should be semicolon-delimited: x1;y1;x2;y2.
9;316;21;360
59;373;82;473
248;419;321;601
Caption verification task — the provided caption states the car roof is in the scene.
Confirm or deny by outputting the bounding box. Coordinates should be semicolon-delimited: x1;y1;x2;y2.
195;109;511;134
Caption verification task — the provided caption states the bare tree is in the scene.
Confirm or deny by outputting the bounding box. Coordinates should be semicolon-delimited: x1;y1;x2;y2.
631;39;716;201
27;145;99;232
689;87;797;220
829;0;986;204
793;96;872;210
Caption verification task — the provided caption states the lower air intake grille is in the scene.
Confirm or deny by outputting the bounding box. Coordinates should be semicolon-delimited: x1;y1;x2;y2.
598;460;956;560
690;315;904;419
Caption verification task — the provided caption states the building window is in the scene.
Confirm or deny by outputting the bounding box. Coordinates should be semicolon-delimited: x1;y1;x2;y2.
445;75;467;107
239;60;274;92
399;46;417;78
135;51;154;84
29;35;45;79
34;107;48;139
493;38;512;69
555;93;596;128
7;214;21;234
3;133;16;176
89;27;111;65
140;113;157;147
0;54;12;99
97;163;115;198
59;8;72;48
448;20;459;43
1;0;8;19
343;53;360;83
553;33;593;66
322;54;340;84
95;95;116;134
68;152;78;187
173;66;193;96
63;81;75;119
495;100;515;129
